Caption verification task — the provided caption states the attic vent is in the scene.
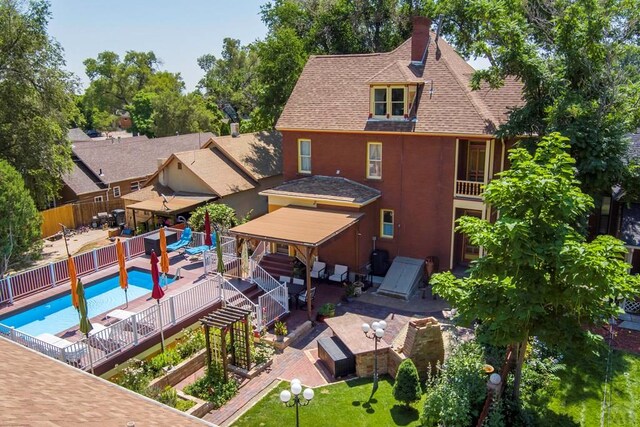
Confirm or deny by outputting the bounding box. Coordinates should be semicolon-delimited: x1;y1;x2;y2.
177;162;182;170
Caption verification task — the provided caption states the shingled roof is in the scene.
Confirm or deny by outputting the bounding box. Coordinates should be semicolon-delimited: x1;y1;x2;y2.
261;175;381;206
68;132;214;189
277;32;523;135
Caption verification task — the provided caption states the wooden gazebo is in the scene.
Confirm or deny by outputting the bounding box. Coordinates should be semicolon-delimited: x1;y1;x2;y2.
200;306;252;382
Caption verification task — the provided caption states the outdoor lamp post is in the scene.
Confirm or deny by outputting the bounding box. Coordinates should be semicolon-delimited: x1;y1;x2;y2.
361;319;387;390
279;378;314;427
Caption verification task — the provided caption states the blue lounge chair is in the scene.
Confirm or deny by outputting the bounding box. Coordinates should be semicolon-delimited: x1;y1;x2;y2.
184;233;217;256
166;227;192;252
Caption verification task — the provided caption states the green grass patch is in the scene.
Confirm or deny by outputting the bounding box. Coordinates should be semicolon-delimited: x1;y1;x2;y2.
233;376;426;427
548;349;640;426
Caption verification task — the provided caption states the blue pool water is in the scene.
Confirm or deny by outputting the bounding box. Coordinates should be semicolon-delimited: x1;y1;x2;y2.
0;269;174;337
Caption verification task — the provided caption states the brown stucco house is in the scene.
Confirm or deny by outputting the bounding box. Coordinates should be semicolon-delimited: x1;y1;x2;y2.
124;131;283;230
59;133;214;204
234;17;523;291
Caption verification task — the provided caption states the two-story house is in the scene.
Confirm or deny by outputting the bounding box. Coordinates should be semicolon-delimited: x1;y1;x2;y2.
232;17;523;294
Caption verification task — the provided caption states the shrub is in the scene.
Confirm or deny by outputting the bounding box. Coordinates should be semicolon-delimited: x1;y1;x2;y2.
177;327;206;359
175;398;196;412
318;303;335;317
421;341;487;427
393;358;422;406
184;365;239;409
253;342;275;365
146;348;182;378
116;359;150;393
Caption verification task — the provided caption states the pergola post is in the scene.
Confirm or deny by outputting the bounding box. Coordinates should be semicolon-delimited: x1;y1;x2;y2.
244;313;252;369
221;327;228;382
204;323;211;368
302;246;317;321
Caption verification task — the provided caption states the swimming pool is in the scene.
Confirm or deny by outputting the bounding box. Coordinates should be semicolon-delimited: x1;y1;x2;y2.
0;268;175;337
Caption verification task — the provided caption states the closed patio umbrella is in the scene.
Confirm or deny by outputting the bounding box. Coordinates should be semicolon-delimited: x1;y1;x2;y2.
159;227;170;288
215;230;224;274
151;250;166;352
76;278;94;374
116;239;129;307
204;211;212;247
241;241;249;279
68;256;79;310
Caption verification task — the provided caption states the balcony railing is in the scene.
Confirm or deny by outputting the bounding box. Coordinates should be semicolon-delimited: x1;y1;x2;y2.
455;180;484;198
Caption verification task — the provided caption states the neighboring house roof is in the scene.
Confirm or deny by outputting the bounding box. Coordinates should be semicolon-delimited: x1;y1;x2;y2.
277;35;523;135
621;203;640;247
67;132;214;188
62;162;103;196
172;149;256;197
261;175;381;206
67;128;90;141
204;131;283;181
121;182;175;202
0;338;211;426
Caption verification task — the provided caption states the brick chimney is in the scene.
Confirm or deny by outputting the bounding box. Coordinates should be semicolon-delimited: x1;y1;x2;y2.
411;16;432;65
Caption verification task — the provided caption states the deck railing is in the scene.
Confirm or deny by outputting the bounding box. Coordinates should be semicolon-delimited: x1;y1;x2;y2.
250;241;268;265
455;180;484;198
0;275;223;370
220;277;260;328
0;229;160;305
250;260;282;294
258;285;288;330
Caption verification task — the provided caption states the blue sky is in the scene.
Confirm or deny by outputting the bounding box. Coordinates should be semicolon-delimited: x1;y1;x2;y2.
48;0;269;91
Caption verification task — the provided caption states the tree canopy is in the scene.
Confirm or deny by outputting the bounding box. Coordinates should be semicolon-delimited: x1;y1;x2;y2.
427;0;640;196
0;0;76;208
431;133;640;396
0;160;42;277
189;203;240;233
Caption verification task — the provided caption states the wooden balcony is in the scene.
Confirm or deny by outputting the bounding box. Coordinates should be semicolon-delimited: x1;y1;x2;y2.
455;180;484;198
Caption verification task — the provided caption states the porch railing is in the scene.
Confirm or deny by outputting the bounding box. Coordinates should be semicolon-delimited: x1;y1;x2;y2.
250;241;269;264
220;276;260;328
258;285;288;330
250;260;282;294
455;180;484;198
0;229;159;305
0;275;223;370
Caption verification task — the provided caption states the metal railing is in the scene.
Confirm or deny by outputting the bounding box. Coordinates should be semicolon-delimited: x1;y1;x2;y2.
220;277;260;328
250;241;268;265
250;260;282;294
0;276;223;370
0;229;160;305
258;285;288;330
455;180;484;198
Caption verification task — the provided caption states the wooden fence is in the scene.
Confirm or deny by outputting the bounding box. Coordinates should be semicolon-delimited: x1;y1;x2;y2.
40;199;126;238
41;205;75;238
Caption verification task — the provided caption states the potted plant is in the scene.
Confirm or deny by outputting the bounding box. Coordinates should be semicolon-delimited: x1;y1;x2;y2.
343;282;357;303
317;303;335;322
274;320;288;342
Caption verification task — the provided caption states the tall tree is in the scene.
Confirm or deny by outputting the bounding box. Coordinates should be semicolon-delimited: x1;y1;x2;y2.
427;0;640;196
0;160;42;277
431;133;640;398
151;91;222;137
0;0;76;208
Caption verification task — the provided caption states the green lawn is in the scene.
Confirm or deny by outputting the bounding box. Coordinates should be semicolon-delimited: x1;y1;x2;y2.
232;376;425;427
548;350;640;426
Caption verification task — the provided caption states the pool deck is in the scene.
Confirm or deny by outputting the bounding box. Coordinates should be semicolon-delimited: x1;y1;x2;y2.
0;251;209;342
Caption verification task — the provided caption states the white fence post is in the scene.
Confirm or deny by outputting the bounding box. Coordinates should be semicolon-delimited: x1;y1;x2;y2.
125;239;131;260
131;317;139;345
169;296;176;324
92;249;99;271
9;327;16;341
6;275;13;304
49;263;56;287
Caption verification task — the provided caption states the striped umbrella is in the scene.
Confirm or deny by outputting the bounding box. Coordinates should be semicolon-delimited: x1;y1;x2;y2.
68;256;79;309
116;239;129;307
159;227;170;288
76;278;94;373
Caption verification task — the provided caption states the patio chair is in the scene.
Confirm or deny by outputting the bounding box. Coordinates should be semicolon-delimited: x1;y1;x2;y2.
166;227;192;252
310;261;327;279
292;278;304;286
184;232;217;257
328;264;349;283
89;323;126;354
297;287;316;309
279;275;291;284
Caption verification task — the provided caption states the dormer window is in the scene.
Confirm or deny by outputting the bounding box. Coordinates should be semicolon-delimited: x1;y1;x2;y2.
370;86;406;119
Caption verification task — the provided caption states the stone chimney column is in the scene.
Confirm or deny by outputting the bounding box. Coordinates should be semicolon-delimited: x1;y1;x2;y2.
411;16;432;64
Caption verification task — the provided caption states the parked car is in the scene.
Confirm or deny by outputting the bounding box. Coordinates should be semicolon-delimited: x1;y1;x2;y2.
86;129;101;138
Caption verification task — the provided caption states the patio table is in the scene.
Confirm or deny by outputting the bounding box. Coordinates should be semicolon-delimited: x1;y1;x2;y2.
286;283;305;309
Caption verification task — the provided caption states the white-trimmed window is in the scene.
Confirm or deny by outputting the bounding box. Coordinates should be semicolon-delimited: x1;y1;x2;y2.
367;142;382;179
370;86;406;118
113;186;121;198
130;181;140;192
298;139;311;174
94;195;104;202
381;209;394;238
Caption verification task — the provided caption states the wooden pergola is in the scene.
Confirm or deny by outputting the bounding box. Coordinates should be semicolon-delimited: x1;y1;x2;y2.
200;306;252;382
228;206;363;320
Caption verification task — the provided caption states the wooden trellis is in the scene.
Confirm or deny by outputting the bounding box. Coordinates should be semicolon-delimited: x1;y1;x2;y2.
201;306;252;382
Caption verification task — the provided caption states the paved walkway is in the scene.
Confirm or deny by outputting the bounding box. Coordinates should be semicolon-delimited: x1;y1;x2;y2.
204;290;449;426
